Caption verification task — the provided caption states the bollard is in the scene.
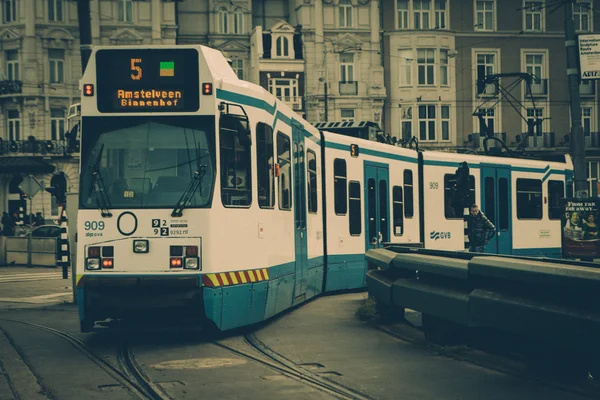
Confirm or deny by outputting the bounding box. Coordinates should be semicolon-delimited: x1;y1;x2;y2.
463;206;469;250
58;206;70;279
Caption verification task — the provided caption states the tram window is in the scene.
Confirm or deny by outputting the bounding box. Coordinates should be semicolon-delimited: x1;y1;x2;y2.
516;178;542;219
277;132;292;210
256;122;274;209
468;175;476;207
548;180;564;220
484;177;496;226
498;178;509;231
220;115;252;207
307;150;318;213
349;181;361;235
334;158;347;215
404;170;414;218
393;186;404;236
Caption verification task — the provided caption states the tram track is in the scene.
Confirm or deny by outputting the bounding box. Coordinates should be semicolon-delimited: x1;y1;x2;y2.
0;319;168;400
213;333;375;400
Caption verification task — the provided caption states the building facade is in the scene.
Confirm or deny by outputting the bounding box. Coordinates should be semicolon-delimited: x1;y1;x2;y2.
0;0;176;220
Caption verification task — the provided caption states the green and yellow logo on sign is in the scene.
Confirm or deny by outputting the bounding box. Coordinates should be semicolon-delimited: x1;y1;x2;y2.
160;61;174;77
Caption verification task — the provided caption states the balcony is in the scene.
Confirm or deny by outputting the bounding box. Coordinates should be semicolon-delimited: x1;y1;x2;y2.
475;80;498;96
517;132;554;148
580;80;596;97
277;96;303;111
0;80;22;96
339;81;358;96
0;139;79;156
585;132;600;147
525;79;548;97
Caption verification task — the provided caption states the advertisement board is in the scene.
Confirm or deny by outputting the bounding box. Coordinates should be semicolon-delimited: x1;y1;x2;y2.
561;198;600;258
578;34;600;80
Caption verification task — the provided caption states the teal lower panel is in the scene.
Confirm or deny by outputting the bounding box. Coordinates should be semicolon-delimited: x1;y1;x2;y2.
325;258;367;292
222;284;253;330
203;287;223;329
306;265;324;300
512;247;562;258
250;281;269;325
77;288;85;321
275;274;294;315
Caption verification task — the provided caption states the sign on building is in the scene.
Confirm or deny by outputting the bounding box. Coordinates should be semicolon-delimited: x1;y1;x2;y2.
578;34;600;80
561;198;600;259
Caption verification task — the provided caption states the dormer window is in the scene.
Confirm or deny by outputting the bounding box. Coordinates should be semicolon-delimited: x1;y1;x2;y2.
275;36;290;58
218;7;229;33
217;6;243;34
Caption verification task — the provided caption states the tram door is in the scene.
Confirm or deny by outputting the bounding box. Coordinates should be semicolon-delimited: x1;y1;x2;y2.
480;165;512;254
292;122;308;300
364;162;390;249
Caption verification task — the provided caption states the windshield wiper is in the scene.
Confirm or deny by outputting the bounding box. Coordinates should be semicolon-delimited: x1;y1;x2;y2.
87;144;113;217
171;145;206;217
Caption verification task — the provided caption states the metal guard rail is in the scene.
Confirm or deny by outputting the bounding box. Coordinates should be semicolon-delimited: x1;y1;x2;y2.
366;246;600;357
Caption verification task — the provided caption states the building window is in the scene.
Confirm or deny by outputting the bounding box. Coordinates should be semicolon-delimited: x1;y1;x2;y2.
339;0;353;28
440;49;448;86
49;49;65;83
525;53;546;94
220;115;252;207
404;170;414;218
574;0;591;32
231;59;243;80
48;0;63;22
117;0;132;23
397;0;409;29
307;150;318;213
218;8;228;33
476;53;496;94
399;49;412;86
340;53;354;82
268;78;299;108
516;178;542;219
341;109;355;122
435;0;447;29
588;161;600;197
441;105;450;141
475;0;494;31
334;158;347;215
277;132;292;210
548;180;564;220
6;50;19;81
417;49;435;85
275;36;290;58
524;1;543;32
233;9;243;34
401;106;412;141
414;0;431;29
582;107;592;135
418;105;436;141
393;186;404;236
478;108;496;134
349;181;361;235
256;122;274;209
7;110;20;141
525;107;545;134
3;0;16;23
50;109;65;140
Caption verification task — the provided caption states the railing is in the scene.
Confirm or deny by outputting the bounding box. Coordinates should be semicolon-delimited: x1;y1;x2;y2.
339;81;358;95
0;139;79;155
475;80;498;96
585;132;600;147
0;80;22;95
365;246;600;372
277;96;303;110
525;78;548;96
580;80;596;96
517;131;554;148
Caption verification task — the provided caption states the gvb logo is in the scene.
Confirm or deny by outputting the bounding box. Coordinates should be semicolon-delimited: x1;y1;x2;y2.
430;231;451;240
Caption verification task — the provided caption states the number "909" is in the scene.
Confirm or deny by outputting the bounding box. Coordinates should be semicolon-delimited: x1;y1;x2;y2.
84;221;105;230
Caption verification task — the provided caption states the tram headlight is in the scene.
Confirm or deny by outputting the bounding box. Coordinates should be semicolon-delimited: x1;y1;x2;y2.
184;257;199;270
133;240;149;253
86;258;101;270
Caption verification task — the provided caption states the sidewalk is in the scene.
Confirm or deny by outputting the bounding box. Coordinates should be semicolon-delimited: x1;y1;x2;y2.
0;267;74;308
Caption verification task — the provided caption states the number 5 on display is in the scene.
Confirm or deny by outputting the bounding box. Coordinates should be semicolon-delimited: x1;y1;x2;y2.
131;58;142;80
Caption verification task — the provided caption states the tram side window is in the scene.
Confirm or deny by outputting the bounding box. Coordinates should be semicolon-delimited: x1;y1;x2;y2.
404;170;414;218
334;158;347;215
307;149;318;213
393;186;404;236
220;116;252;207
444;174;476;219
516;178;542;219
548;180;564;220
256;122;274;209
277;132;292;210
349;181;361;235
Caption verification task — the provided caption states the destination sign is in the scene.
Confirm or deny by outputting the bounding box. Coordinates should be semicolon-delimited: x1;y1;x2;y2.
95;48;200;113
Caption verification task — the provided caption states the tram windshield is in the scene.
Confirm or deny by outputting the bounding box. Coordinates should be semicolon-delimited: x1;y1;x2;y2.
79;116;216;210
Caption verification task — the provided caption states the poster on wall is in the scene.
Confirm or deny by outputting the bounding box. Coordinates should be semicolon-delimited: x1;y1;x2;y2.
579;34;600;79
561;198;600;258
